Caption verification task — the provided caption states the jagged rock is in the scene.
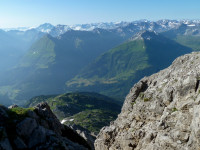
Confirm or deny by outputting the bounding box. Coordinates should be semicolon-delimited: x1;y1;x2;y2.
0;105;8;123
8;104;18;109
95;52;200;150
0;138;13;150
14;137;27;149
28;126;47;148
16;118;37;138
70;124;96;150
0;102;91;150
34;102;64;135
0;127;13;150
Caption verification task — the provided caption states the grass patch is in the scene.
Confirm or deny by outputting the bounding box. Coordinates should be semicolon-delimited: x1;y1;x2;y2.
131;102;136;106
172;107;178;112
139;92;144;99
64;109;118;134
7;107;34;122
144;97;151;102
5;107;35;142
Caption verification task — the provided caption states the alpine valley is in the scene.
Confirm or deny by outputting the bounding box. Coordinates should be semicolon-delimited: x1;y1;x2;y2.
0;20;199;105
1;19;200;149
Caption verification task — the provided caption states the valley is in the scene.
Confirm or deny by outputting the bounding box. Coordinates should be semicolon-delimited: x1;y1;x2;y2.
0;20;199;105
1;19;200;149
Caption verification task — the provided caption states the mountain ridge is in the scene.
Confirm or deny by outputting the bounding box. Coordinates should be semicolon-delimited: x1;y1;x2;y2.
3;19;200;37
0;102;92;149
65;31;192;100
25;92;121;134
0;29;129;104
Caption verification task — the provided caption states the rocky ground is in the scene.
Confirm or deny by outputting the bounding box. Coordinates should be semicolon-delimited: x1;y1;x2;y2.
95;52;200;150
0;102;92;150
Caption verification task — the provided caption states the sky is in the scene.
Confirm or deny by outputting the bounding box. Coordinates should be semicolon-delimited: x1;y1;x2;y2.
0;0;200;28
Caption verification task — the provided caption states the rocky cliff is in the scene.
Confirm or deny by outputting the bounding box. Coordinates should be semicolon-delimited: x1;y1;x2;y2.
95;52;200;150
0;102;91;150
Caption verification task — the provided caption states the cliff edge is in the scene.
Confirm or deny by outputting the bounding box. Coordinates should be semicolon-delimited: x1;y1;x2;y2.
0;102;91;150
95;52;200;150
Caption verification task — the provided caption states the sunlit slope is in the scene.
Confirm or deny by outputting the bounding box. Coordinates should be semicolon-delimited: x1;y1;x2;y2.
26;92;121;133
66;31;192;100
0;29;129;104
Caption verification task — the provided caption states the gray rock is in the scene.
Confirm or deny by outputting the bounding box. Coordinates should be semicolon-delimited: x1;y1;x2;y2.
16;117;37;138
8;104;18;109
0;127;13;150
0;105;8;123
95;52;200;150
70;124;96;150
28;126;46;148
0;102;90;150
34;102;64;135
27;110;39;119
14;136;27;149
0;138;13;150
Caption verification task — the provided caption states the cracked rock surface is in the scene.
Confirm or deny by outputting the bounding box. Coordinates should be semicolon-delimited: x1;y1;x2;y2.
95;52;200;150
0;102;91;150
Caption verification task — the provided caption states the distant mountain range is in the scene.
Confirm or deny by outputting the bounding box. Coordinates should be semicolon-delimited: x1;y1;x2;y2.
0;19;200;105
2;19;200;37
0;29;44;73
0;29;129;105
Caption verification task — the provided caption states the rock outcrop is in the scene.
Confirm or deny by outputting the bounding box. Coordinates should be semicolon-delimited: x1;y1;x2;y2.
95;52;200;150
0;102;91;150
70;124;96;150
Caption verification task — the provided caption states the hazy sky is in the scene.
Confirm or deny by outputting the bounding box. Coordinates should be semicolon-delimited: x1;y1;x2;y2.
0;0;200;28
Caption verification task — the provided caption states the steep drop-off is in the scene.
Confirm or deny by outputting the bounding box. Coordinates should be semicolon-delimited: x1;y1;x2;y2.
25;92;121;134
0;102;91;150
95;52;200;150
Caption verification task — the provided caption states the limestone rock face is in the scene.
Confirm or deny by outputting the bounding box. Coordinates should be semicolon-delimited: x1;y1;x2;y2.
70;124;96;150
0;102;91;150
95;52;200;150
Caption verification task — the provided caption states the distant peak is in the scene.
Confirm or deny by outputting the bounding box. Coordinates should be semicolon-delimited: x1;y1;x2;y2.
37;23;54;27
36;23;54;33
129;30;158;41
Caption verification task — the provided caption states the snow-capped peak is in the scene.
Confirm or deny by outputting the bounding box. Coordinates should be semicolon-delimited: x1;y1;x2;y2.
36;23;54;33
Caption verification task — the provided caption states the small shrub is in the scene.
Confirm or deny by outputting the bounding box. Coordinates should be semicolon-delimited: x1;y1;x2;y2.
172;107;178;112
131;102;136;106
139;92;144;99
144;97;151;102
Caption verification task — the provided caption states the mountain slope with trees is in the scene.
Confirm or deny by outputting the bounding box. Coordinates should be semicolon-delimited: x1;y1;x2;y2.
66;31;192;100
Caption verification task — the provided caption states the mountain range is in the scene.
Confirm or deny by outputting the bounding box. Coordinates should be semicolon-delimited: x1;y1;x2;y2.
1;19;200;149
3;19;200;37
0;29;129;105
0;29;44;73
65;31;191;100
0;19;200;105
